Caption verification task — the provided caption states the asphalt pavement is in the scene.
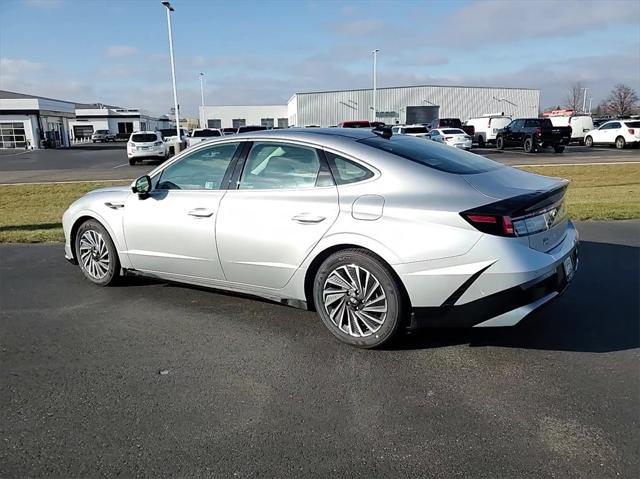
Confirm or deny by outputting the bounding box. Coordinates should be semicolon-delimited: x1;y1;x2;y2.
0;142;638;184
1;221;638;478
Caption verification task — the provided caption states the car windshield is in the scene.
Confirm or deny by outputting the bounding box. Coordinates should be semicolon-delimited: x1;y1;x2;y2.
95;130;108;134
443;129;465;134
131;133;158;143
405;127;427;134
192;129;221;138
358;135;502;174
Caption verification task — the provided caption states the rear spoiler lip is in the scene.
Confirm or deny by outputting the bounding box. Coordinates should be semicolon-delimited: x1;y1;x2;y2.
461;181;569;219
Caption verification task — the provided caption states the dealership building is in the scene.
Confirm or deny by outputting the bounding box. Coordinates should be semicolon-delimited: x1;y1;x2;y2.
200;84;540;129
69;104;169;140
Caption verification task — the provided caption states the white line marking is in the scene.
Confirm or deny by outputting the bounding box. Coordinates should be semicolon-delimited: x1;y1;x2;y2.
112;163;130;169
515;161;640;168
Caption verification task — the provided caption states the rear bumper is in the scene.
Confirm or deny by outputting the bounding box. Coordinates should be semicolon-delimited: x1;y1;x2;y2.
128;148;166;158
408;245;577;329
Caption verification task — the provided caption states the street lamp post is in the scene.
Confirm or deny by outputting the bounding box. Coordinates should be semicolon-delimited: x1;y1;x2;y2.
372;49;379;122
162;1;181;146
581;88;588;113
199;72;205;107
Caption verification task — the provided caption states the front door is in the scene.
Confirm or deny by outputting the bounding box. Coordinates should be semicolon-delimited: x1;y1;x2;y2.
216;141;339;289
122;142;240;280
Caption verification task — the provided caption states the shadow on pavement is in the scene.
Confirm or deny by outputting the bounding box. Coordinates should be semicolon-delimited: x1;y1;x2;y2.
392;240;639;353
70;143;126;151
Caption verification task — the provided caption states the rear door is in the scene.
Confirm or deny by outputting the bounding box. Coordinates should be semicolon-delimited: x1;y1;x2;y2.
216;140;339;289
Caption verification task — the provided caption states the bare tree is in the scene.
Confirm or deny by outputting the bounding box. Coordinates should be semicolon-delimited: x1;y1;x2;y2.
605;84;639;116
565;81;585;111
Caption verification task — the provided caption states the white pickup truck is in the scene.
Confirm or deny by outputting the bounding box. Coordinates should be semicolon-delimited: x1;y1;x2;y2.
186;128;223;148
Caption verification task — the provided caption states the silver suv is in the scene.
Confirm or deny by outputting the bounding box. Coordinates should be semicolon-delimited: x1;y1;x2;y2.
91;130;116;143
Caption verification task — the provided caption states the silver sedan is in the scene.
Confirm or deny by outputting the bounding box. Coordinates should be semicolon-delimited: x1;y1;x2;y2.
63;128;578;348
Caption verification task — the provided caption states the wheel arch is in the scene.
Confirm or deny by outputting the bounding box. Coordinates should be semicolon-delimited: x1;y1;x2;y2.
303;243;411;313
69;213;121;263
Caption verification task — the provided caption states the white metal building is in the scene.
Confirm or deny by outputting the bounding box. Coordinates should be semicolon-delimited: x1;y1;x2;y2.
0;90;76;149
69;104;170;140
287;85;540;127
199;105;289;129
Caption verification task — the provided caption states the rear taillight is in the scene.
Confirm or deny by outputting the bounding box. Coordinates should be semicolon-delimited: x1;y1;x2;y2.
462;214;515;237
629;129;635;135
444;136;452;140
535;127;542;137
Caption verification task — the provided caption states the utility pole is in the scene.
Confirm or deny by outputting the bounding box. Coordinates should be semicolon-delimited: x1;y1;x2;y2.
162;1;181;147
372;49;379;122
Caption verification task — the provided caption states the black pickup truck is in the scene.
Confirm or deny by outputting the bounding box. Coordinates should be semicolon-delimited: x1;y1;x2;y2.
496;118;571;153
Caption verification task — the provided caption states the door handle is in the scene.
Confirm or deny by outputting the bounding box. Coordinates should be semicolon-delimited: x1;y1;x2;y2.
292;213;326;224
188;208;214;218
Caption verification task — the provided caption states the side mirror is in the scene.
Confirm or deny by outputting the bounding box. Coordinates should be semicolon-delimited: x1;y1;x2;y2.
132;175;152;195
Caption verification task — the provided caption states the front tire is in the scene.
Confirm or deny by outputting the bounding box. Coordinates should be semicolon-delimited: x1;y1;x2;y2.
553;145;565;153
585;135;593;148
313;249;405;348
75;219;120;286
477;135;485;147
128;158;136;165
496;136;504;150
615;136;626;149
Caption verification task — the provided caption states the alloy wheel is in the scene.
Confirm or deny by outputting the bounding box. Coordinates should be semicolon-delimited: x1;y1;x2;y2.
322;264;387;338
79;229;110;280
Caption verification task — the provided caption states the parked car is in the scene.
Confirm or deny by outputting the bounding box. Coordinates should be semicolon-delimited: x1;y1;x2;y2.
91;130;116;143
496;118;571;153
338;120;372;128
159;128;188;154
222;128;237;135
391;124;429;138
237;125;268;134
186;128;222;148
427;118;475;137
463;115;512;147
62;128;578;348
127;131;169;165
428;128;472;150
548;115;594;144
584;120;640;149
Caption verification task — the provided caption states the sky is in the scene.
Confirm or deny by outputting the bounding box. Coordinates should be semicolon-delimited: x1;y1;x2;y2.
1;0;639;117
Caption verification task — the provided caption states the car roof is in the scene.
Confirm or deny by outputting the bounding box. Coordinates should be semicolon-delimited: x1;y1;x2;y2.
131;131;159;135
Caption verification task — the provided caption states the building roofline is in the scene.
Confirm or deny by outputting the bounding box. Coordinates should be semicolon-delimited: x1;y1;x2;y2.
294;84;540;96
0;89;78;105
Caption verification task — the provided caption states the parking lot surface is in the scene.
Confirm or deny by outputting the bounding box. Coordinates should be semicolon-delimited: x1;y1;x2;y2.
0;142;638;184
1;221;638;478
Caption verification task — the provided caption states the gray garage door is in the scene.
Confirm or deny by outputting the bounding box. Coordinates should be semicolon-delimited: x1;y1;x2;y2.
0;122;27;148
73;125;94;139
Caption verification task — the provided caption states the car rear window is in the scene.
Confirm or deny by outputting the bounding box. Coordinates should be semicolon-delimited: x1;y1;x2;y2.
625;121;640;127
438;119;462;128
405;127;427;134
131;134;158;143
341;121;371;128
524;119;553;128
192;129;221;138
358;135;502;174
443;129;465;134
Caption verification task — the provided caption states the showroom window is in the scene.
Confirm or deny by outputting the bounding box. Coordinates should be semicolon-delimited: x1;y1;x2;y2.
73;125;94;139
208;119;222;129
156;142;239;190
0;122;27;149
239;142;320;190
232;119;246;128
277;118;289;128
118;122;134;134
260;118;274;128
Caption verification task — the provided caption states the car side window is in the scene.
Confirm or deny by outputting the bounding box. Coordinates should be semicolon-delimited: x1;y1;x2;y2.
609;122;621;129
239;142;321;190
156;142;239;190
325;151;374;185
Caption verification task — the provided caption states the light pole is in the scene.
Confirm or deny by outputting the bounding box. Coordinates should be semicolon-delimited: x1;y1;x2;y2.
162;1;181;145
199;72;205;107
588;97;593;113
372;49;379;122
581;88;588;113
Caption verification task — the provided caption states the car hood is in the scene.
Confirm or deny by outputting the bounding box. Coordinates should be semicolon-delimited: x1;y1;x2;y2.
463;166;567;200
86;185;131;196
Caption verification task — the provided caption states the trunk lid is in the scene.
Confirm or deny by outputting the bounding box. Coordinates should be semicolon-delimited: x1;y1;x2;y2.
463;167;570;252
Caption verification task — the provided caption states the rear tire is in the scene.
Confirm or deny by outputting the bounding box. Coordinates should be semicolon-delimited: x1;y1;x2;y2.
523;137;535;153
313;249;405;348
553;145;565;153
496;136;504;150
74;219;120;286
128;158;136;165
477;135;485;147
584;135;593;148
615;136;626;149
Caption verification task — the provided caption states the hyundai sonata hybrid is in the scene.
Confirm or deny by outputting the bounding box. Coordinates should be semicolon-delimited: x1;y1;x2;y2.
63;128;578;348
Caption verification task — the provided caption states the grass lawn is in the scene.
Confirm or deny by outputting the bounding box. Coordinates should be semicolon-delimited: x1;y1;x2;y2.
0;181;127;243
521;164;640;221
0;164;638;243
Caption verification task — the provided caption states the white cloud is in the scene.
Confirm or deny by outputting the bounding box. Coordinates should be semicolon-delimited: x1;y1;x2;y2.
105;45;138;58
